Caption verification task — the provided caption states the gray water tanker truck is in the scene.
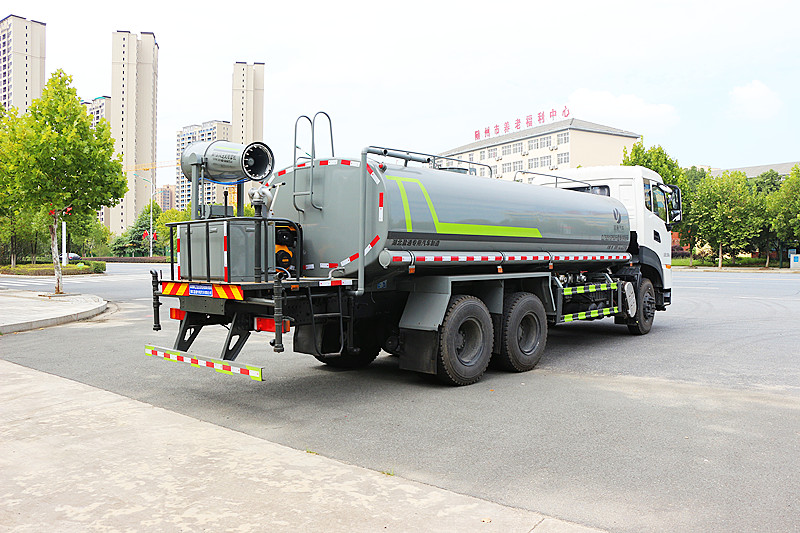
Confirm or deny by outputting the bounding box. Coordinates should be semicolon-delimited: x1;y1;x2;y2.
146;114;682;385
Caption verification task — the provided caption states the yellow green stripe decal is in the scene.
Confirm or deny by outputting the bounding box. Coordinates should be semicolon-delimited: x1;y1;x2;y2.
386;175;542;238
562;283;618;296
562;306;619;322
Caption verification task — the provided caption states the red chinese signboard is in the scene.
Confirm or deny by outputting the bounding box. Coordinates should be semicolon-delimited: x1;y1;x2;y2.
474;106;571;141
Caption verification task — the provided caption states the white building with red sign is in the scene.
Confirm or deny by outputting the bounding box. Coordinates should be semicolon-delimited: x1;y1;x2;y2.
439;118;640;182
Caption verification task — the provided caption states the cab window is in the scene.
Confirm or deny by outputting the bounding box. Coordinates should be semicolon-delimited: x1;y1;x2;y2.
652;186;667;221
643;181;652;211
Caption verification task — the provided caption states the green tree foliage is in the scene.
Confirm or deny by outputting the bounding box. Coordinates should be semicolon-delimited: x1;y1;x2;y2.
622;139;684;186
111;202;162;257
155;208;189;255
694;171;762;268
677;166;707;265
749;169;782;267
767;165;800;245
3;70;126;292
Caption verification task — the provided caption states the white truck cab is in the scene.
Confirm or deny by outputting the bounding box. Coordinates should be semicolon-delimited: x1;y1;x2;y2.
527;165;682;309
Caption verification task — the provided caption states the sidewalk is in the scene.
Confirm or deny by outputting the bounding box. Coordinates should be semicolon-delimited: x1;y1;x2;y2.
0;360;603;533
0;290;603;532
0;290;107;335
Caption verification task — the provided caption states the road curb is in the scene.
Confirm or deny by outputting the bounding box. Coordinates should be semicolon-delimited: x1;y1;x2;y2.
0;293;107;335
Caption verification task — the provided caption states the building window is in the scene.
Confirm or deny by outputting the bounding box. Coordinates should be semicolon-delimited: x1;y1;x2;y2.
557;132;570;145
487;148;497;159
512;142;523;154
557;152;570;164
501;145;512;156
529;139;538;150
491;165;497;176
502;162;512;174
540;136;552;148
468;153;474;162
513;160;523;171
479;168;485;177
479;150;485;160
528;158;537;169
541;155;552;167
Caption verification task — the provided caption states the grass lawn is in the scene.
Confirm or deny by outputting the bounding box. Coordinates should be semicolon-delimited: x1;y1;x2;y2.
0;261;106;275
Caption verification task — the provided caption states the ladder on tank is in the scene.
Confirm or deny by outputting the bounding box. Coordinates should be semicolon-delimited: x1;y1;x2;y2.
291;111;334;212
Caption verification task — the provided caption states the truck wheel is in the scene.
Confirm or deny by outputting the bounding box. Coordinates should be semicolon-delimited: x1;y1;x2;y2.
627;277;656;335
437;295;493;386
496;292;547;372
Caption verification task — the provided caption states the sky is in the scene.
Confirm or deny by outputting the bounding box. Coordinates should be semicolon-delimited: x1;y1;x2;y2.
8;0;800;186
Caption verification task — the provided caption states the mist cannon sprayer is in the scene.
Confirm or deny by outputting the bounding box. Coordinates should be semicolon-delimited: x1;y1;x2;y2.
181;140;275;219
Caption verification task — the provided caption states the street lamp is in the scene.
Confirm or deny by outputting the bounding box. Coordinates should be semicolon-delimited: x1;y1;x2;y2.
133;172;156;257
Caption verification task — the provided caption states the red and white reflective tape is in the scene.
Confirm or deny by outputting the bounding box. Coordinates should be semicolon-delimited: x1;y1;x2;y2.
366;164;380;185
378;193;384;222
145;345;263;381
176;236;181;279
320;262;339;269
504;254;549;262
318;278;354;287
551;253;630;262
340;252;359;267
304;263;315;271
276;159;360;177
223;224;229;282
364;235;380;256
415;253;503;263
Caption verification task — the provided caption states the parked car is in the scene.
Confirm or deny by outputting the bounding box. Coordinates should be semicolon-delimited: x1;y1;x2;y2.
60;252;81;262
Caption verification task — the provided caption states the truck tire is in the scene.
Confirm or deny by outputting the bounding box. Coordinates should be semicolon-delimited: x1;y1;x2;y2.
627;277;656;335
437;295;493;386
496;292;547;372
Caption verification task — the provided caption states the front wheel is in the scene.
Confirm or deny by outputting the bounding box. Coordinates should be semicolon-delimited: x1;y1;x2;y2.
627;277;656;335
437;295;493;386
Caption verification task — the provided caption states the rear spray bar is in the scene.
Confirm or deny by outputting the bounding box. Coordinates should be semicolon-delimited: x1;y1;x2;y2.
144;345;264;381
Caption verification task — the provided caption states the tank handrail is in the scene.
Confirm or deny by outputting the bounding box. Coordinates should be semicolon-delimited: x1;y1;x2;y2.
364;146;493;178
292;115;312;213
513;169;593;188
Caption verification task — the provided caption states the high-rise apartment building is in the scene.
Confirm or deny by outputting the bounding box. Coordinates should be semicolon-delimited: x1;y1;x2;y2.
155;184;175;212
175;120;232;211
227;62;265;207
107;30;158;234
82;95;112;224
0;14;46;113
232;62;264;144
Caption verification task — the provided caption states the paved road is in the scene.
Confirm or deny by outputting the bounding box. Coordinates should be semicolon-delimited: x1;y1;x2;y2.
2;268;798;532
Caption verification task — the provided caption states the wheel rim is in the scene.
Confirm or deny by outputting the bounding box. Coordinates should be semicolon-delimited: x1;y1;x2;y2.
517;313;541;355
643;290;656;321
455;317;483;366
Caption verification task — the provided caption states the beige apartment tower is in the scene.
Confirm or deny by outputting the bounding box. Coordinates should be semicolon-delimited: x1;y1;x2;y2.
175;120;232;211
0;14;46;113
228;62;264;207
107;31;158;234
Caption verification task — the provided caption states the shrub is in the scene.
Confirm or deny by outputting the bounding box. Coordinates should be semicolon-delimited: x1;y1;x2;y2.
90;261;106;273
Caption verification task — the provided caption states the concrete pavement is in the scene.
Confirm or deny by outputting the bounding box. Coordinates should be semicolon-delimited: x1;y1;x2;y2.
0;289;107;334
0;286;603;532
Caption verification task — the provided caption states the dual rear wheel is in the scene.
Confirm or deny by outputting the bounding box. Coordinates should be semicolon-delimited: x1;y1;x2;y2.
436;292;547;386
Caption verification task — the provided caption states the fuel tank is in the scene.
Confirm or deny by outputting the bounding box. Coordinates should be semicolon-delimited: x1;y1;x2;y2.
269;158;630;277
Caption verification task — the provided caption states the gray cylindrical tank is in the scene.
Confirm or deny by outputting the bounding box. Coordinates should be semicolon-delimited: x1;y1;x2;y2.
270;159;630;277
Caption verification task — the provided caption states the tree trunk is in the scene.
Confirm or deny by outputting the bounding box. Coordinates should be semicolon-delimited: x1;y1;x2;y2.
10;233;16;268
718;243;723;269
49;216;63;294
765;249;770;268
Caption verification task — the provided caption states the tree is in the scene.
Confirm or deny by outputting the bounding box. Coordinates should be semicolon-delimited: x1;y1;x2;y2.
111;201;161;257
767;165;800;246
677;166;707;267
749;169;782;267
5;70;126;292
622;139;684;186
155;208;189;256
694;171;762;268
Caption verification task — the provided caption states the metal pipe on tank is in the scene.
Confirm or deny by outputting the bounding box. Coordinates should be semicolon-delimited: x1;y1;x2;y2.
353;148;369;296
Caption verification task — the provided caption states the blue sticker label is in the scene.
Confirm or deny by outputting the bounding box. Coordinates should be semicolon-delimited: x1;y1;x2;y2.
189;284;213;297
